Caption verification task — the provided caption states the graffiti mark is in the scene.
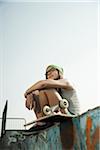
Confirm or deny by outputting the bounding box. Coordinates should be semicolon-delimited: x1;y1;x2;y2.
92;127;100;149
86;116;92;149
86;116;100;150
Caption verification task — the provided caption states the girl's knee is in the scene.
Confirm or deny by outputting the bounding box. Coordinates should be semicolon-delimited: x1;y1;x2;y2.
39;89;57;95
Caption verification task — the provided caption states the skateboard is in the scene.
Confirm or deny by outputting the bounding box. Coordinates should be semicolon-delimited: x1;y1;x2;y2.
24;98;69;128
23;114;72;135
23;99;73;135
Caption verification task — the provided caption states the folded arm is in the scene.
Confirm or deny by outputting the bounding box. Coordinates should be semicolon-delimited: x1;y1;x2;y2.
24;79;74;97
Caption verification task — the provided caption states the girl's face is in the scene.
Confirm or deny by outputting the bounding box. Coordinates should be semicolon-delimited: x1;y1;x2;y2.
46;68;59;80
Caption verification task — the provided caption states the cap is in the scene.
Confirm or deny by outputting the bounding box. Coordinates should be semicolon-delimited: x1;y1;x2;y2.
46;64;64;75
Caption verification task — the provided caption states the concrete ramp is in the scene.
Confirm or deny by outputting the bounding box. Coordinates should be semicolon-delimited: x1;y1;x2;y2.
0;102;99;150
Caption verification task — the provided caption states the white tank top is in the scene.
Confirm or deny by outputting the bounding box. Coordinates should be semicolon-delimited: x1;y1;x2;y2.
60;88;80;115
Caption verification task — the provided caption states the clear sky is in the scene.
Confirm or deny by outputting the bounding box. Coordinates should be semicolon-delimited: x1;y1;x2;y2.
0;0;100;129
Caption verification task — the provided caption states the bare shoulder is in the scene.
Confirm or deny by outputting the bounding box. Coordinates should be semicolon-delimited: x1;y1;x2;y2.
59;78;75;90
59;78;71;84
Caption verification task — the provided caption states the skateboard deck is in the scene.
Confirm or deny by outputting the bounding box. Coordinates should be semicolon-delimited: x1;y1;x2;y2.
23;114;73;135
24;114;72;126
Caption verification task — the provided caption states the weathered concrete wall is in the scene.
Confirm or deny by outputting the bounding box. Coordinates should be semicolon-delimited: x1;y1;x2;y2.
0;106;100;150
73;107;100;150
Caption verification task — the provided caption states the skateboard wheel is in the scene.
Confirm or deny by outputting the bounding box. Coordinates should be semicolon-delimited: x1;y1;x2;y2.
60;99;69;109
43;105;52;116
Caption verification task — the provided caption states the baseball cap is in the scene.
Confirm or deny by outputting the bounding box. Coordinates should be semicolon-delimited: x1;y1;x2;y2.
46;64;64;75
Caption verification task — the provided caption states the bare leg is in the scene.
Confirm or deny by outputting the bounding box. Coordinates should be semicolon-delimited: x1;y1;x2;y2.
43;89;66;114
34;90;49;118
34;89;63;118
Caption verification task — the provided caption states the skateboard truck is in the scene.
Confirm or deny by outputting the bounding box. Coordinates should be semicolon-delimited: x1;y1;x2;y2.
43;99;69;116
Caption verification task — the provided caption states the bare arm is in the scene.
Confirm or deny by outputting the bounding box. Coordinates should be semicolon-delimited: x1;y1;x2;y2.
25;79;74;97
43;79;74;90
24;80;46;97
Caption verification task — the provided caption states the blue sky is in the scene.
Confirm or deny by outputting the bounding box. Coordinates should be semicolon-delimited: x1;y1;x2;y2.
0;0;100;129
